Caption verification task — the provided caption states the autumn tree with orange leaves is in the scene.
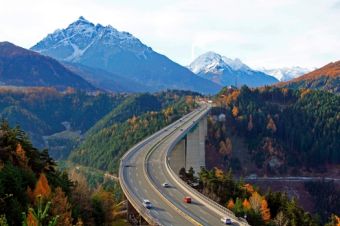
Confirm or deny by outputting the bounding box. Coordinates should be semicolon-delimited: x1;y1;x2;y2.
33;173;51;200
261;199;271;222
50;187;73;226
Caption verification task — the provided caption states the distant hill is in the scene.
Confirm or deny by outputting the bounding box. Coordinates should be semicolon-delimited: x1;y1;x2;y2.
278;61;340;93
188;51;278;87
69;91;199;172
0;42;95;91
0;87;126;158
31;16;221;94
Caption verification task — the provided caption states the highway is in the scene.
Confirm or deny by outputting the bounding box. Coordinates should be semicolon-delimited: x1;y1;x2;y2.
119;105;247;226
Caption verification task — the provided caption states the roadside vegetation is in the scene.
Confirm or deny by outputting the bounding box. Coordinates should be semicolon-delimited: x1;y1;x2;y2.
180;167;339;226
0;121;128;225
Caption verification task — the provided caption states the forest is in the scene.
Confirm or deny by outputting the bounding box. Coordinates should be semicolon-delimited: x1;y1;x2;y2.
209;86;340;174
0;121;127;226
180;167;339;226
0;87;127;158
69;90;199;173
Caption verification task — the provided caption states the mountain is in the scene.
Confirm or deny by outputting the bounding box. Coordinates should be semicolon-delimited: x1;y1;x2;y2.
63;62;152;93
0;42;95;91
278;61;340;93
31;16;221;94
259;66;312;81
188;52;278;87
0;87;125;158
69;91;198;172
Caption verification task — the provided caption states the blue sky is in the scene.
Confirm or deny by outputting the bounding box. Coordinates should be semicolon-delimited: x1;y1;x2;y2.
0;0;339;68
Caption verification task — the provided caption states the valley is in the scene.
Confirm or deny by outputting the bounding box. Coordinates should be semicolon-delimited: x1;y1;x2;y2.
0;5;339;226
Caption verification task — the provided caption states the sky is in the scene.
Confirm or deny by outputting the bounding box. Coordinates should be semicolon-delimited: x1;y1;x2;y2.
0;0;339;69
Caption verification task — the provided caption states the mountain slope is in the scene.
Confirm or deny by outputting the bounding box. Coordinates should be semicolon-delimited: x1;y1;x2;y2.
69;91;198;172
31;17;221;94
0;42;95;91
63;62;152;93
259;66;312;81
278;61;340;93
188;52;278;87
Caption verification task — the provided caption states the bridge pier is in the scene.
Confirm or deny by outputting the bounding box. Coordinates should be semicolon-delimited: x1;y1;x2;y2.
169;115;207;176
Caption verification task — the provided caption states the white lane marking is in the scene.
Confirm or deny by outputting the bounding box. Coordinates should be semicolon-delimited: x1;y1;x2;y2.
165;212;173;219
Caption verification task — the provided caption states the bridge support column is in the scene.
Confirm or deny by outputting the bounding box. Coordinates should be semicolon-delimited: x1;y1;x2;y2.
185;115;207;175
168;138;186;176
169;115;207;176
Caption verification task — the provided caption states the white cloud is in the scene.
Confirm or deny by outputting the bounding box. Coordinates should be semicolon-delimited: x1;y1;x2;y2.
0;0;339;68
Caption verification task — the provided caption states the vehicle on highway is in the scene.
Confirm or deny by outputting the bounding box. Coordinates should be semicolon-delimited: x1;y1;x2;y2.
162;182;170;188
220;217;232;225
142;199;152;209
180;128;183;131
183;196;192;203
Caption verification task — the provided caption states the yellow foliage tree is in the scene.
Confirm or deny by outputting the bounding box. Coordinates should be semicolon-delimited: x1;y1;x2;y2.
232;106;239;117
214;168;224;179
231;90;240;101
219;141;227;156
33;173;51;199
51;187;73;226
261;199;271;222
267;116;277;133
300;89;312;98
243;184;255;193
26;211;38;226
227;199;235;210
249;192;262;212
16;143;28;167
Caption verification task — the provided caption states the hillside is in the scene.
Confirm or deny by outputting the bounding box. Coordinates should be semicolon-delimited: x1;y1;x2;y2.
0;42;95;91
31;17;221;94
64;62;151;93
0;121;128;225
278;61;340;93
69;91;199;172
210;86;340;174
0;87;126;158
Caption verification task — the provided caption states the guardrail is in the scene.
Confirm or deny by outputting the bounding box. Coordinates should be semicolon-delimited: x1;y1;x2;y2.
164;106;251;226
120;105;250;226
119;109;201;225
142;108;211;226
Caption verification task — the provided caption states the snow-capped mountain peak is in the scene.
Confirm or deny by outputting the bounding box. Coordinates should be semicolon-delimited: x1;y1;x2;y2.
31;16;148;62
258;66;313;81
188;51;278;87
188;51;250;74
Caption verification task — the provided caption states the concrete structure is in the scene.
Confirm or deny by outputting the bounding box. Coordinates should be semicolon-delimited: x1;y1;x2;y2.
119;105;249;226
170;115;207;176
